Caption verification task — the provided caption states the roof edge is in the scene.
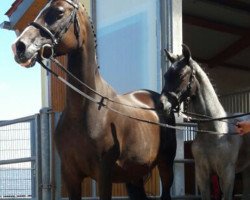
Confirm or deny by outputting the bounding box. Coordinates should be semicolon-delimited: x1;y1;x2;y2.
0;21;12;30
5;0;35;30
5;0;24;17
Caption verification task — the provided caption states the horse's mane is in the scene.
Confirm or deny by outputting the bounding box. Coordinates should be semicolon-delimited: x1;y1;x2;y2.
190;59;220;96
196;62;220;96
79;2;102;70
80;3;97;48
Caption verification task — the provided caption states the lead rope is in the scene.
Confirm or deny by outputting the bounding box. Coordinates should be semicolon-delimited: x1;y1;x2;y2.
182;111;247;124
50;57;250;124
38;59;240;136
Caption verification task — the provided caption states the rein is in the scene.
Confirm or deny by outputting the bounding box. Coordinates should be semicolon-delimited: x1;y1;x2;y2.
50;58;248;125
182;111;250;124
38;59;240;136
33;0;246;135
50;58;156;111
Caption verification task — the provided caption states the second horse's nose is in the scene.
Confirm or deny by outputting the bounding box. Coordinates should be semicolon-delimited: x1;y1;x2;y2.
158;95;172;115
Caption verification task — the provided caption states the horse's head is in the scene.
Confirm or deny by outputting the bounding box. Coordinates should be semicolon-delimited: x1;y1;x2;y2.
12;0;82;68
159;44;198;113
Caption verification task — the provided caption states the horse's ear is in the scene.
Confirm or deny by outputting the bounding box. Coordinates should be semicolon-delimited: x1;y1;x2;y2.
164;49;178;63
182;44;191;63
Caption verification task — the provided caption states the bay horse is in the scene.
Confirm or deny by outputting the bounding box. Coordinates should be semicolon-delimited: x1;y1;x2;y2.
159;44;250;199
11;0;176;199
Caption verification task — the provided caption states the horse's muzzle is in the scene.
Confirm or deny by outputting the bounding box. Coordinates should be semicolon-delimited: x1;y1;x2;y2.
12;42;37;68
158;95;172;115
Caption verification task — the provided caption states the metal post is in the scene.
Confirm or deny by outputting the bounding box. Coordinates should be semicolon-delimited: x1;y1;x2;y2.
35;114;42;200
91;180;97;198
160;0;184;196
54;112;62;200
30;119;37;198
40;108;52;200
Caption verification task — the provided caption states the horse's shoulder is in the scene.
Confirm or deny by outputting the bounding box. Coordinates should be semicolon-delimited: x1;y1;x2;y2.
121;89;160;108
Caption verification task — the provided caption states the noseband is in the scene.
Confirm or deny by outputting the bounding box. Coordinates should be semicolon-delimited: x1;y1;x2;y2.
166;63;195;113
29;0;79;56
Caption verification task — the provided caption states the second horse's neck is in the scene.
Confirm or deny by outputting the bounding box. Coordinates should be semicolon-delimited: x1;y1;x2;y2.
193;62;228;133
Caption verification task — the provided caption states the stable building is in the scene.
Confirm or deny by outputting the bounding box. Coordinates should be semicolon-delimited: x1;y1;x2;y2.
2;0;250;199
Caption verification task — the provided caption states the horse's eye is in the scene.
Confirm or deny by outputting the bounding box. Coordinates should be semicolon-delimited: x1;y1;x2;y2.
45;7;65;25
56;6;65;18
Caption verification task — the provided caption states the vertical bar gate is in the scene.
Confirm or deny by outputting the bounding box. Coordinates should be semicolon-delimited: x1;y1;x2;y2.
0;108;52;200
0;115;40;200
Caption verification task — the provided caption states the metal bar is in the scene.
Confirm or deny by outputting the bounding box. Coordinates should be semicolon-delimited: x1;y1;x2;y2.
172;195;201;199
53;112;61;200
91;180;97;198
40;108;51;200
49;110;54;200
30;119;36;198
0;156;36;165
176;122;197;127
60;196;201;200
221;89;250;113
0;115;37;127
1;198;37;200
174;159;194;164
35;114;42;200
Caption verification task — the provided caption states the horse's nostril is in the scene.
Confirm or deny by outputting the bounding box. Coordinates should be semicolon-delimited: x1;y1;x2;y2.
16;41;26;53
158;102;164;110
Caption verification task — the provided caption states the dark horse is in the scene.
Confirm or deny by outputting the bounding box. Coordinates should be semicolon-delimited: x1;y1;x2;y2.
160;45;250;199
12;0;176;199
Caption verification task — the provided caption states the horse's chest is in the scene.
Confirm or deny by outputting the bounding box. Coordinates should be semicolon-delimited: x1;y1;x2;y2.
192;136;238;166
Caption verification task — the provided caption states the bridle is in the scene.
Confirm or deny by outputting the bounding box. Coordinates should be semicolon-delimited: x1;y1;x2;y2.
165;60;195;113
29;0;79;58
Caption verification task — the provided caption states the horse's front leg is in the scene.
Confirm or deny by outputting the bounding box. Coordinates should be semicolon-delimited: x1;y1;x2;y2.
218;165;235;200
98;159;113;200
62;165;84;200
242;166;250;200
195;164;211;200
157;158;174;200
126;178;148;200
98;123;121;200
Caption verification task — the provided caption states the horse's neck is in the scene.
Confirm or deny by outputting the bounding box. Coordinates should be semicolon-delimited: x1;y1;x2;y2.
66;50;116;107
192;62;228;133
65;10;116;110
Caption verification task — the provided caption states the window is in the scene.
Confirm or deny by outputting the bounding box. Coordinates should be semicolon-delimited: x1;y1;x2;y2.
96;0;159;94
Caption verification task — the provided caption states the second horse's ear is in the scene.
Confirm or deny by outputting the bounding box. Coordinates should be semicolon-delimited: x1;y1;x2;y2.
182;44;191;63
164;49;178;63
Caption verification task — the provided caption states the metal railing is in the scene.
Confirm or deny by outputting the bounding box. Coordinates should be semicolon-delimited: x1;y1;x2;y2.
0;115;39;200
220;89;250;113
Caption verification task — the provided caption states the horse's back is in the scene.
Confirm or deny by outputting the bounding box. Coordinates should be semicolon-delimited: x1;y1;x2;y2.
110;89;176;168
121;89;160;109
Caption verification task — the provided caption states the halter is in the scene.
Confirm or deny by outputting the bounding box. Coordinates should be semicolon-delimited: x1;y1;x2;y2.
166;60;195;113
30;0;79;55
